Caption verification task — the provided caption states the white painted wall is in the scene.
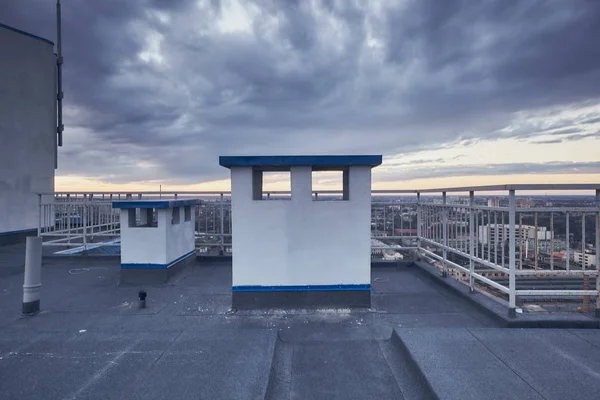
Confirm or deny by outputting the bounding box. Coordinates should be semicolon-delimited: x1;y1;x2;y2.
165;206;195;263
120;207;195;265
120;209;167;265
230;166;372;287
0;26;56;234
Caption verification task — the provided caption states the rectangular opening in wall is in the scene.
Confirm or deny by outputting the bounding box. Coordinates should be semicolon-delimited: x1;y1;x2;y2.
172;207;180;224
255;171;291;200
184;205;192;222
128;208;157;227
145;208;158;227
128;209;136;227
312;168;348;201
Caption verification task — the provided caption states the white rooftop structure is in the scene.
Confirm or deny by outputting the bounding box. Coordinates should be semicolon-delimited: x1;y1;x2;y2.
220;155;382;308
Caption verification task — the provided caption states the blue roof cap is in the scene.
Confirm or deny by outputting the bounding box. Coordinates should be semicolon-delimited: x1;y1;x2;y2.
0;23;54;46
112;198;201;209
219;155;382;170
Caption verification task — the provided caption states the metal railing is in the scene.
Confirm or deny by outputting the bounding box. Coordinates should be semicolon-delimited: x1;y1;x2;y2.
38;184;600;314
39;197;120;253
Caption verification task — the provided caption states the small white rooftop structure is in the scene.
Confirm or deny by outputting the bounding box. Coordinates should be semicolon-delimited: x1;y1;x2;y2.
220;155;382;308
112;198;199;284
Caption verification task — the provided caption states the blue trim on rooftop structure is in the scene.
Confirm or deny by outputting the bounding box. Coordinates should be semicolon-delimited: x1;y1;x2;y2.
0;228;37;236
232;284;371;292
112;198;201;209
0;22;54;45
120;250;196;269
219;155;382;169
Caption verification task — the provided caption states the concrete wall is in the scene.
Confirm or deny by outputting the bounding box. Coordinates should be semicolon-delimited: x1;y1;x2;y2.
165;206;195;263
120;209;168;265
230;166;372;287
0;26;56;237
120;207;195;266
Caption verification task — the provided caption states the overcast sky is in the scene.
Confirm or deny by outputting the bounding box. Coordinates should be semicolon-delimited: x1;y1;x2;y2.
3;0;600;191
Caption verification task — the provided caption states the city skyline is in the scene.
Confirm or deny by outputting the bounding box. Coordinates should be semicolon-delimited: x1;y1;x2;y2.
3;0;599;191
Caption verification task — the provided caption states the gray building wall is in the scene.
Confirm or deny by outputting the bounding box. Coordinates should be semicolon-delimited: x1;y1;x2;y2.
0;24;56;242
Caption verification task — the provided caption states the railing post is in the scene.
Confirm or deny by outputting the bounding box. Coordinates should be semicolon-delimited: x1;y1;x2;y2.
534;212;539;270
493;211;498;266
469;191;475;292
82;204;87;251
508;189;517;317
519;213;523;269
595;189;600;318
220;193;225;255
442;192;447;277
392;203;395;238
581;212;588;312
566;211;570;271
416;192;421;250
384;202;387;236
582;213;586;271
550;212;554;270
67;202;71;244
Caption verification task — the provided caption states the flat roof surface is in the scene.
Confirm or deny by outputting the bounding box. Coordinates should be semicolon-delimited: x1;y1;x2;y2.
219;155;383;170
112;198;201;209
0;244;599;399
0;22;54;45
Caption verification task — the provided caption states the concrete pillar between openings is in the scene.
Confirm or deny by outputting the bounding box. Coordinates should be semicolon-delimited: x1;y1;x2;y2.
291;166;312;202
342;167;350;200
139;208;153;226
22;237;42;315
252;168;263;200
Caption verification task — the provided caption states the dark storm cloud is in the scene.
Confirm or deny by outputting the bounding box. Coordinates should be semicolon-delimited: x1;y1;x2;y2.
582;117;600;125
2;0;599;185
385;0;600;143
531;132;600;144
376;161;600;182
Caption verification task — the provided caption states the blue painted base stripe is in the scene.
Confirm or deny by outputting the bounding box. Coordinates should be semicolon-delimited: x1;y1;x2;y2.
232;284;371;293
121;250;195;269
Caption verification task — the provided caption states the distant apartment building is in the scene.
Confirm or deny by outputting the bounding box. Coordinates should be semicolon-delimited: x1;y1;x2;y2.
527;237;567;253
372;230;388;238
516;199;535;208
574;250;597;268
433;197;469;205
477;224;553;245
450;196;469;205
487;197;500;207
